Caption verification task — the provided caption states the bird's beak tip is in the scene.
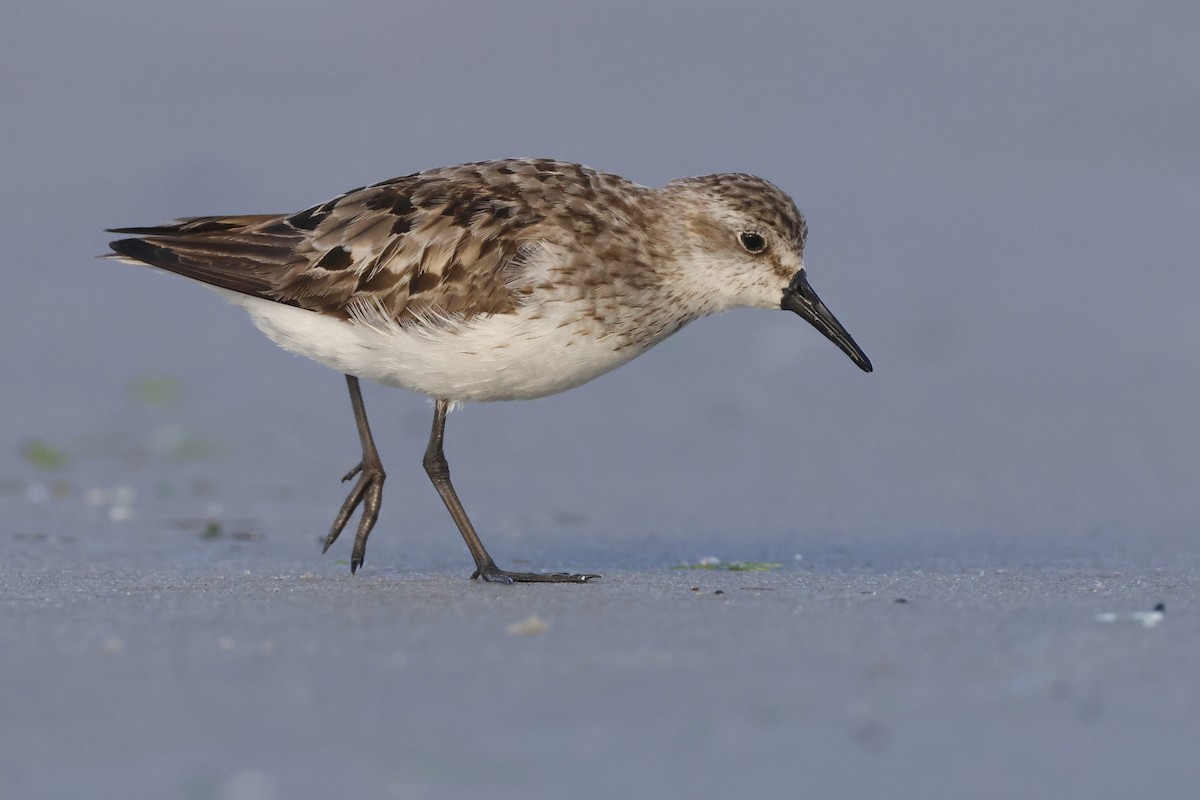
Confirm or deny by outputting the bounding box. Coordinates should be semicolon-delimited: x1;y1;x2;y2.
782;270;872;372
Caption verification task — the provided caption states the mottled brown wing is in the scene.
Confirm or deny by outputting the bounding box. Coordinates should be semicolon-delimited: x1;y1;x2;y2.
107;171;547;323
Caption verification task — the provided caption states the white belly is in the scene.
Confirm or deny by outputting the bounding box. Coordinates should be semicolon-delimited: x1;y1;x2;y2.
221;291;646;402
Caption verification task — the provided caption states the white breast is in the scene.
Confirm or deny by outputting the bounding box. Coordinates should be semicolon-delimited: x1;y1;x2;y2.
220;290;649;402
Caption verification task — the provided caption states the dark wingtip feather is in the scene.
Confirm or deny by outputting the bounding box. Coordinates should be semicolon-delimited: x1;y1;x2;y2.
109;215;282;237
108;236;181;268
108;222;190;236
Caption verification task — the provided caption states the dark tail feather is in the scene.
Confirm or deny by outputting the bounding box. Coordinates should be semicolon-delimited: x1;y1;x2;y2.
105;211;306;301
107;235;282;299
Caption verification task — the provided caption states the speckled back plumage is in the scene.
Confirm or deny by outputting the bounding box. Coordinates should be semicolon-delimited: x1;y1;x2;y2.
109;159;659;327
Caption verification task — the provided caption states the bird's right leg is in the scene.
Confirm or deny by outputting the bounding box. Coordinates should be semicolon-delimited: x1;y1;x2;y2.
323;375;386;573
423;398;599;584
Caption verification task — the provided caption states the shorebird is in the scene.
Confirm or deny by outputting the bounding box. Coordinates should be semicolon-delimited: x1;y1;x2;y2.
108;158;872;583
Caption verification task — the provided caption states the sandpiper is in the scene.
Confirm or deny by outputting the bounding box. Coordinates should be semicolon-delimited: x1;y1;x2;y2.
108;158;872;583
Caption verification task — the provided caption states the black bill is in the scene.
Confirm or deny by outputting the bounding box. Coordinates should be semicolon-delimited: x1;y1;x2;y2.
781;270;873;373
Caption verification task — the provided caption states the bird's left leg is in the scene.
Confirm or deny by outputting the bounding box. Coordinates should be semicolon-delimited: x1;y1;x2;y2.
323;375;386;573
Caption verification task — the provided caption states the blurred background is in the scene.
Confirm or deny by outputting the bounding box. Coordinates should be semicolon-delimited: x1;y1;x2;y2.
4;2;1200;799
2;0;1197;564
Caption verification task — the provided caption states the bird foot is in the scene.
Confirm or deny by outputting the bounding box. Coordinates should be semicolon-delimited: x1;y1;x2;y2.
323;458;386;572
471;565;600;584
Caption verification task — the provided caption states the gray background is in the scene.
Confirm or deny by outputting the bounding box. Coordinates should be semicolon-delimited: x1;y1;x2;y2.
2;1;1198;798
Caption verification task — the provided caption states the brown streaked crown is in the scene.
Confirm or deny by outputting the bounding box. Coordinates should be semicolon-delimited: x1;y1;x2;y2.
666;173;809;253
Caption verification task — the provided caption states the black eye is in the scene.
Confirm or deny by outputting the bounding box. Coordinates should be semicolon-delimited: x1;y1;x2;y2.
738;231;767;254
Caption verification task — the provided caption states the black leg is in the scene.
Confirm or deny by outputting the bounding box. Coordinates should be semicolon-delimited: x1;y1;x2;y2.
323;375;386;573
422;399;599;584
